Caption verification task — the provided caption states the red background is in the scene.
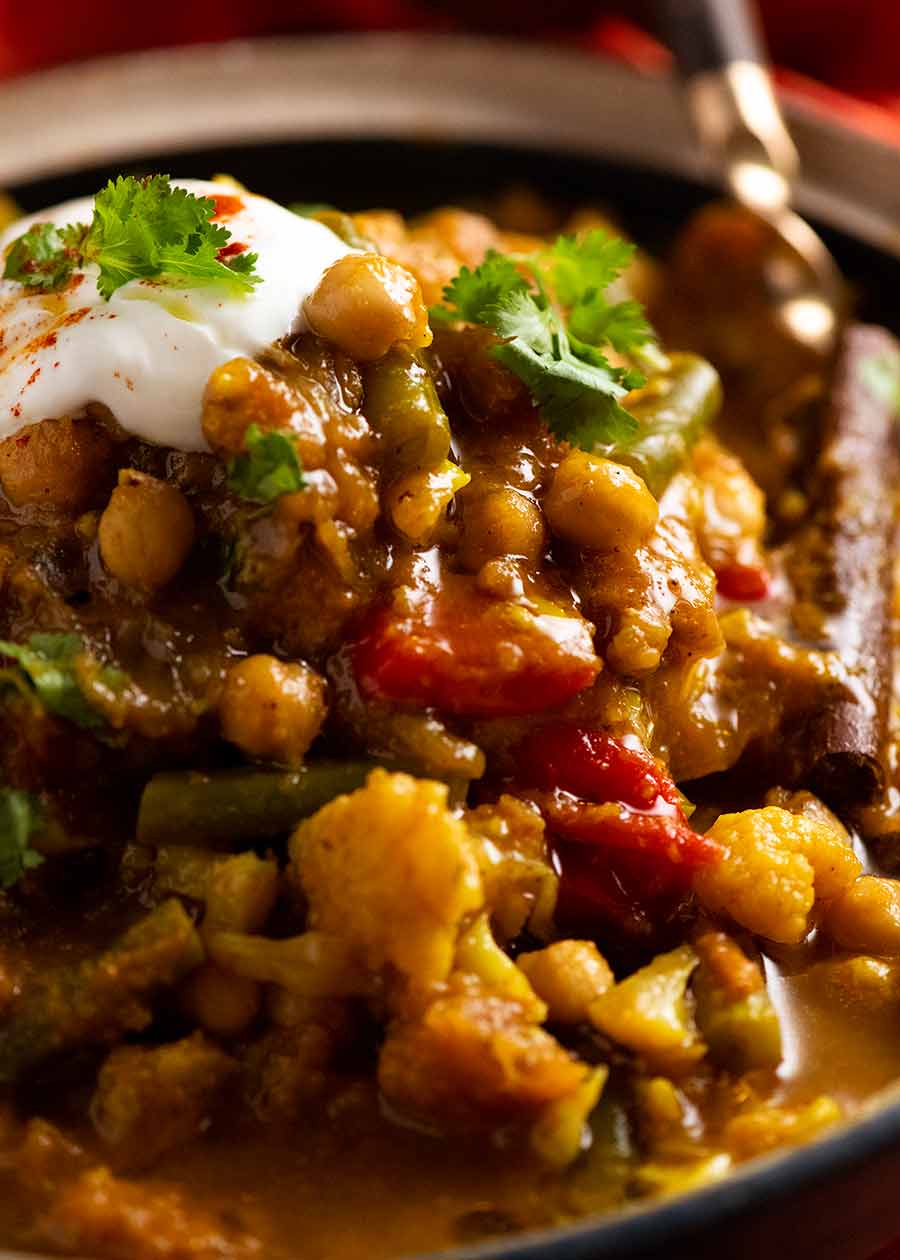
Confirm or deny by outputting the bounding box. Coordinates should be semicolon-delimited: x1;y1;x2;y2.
0;0;899;114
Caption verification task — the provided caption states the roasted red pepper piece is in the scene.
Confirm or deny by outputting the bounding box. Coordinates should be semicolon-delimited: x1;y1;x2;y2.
515;724;683;810
715;561;771;603
353;574;600;718
533;792;721;875
513;724;721;936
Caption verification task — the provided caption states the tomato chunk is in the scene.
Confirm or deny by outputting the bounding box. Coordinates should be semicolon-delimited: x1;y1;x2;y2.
715;561;770;603
353;574;600;718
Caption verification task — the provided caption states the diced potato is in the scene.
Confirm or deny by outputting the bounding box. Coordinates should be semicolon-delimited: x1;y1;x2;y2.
290;770;483;988
633;1076;690;1149
90;1033;235;1170
377;975;588;1133
204;852;279;936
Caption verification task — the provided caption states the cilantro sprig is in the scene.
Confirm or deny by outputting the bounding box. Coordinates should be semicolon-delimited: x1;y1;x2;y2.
3;175;261;301
430;231;659;447
227;425;307;505
0;788;44;890
0;632;126;731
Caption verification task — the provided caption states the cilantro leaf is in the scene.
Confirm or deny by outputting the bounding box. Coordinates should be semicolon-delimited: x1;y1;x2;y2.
227;425;307;504
492;291;638;447
4;223;78;290
428;230;656;449
0;633;124;730
569;296;654;355
542;231;636;307
3;175;261;301
430;251;528;326
0;788;44;890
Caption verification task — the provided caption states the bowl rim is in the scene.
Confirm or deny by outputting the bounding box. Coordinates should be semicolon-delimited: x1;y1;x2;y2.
1;31;900;257
423;1083;900;1259
2;30;900;1260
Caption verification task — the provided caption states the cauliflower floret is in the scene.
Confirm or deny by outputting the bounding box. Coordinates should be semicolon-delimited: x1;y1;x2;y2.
694;806;860;943
289;769;483;989
377;975;588;1134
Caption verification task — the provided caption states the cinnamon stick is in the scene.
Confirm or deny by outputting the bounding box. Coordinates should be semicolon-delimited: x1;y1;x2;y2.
777;324;899;807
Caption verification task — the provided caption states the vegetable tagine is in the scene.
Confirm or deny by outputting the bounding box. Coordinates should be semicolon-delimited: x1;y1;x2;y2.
0;174;899;1260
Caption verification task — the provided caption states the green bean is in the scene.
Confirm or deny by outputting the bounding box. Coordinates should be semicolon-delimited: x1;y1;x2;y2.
0;900;203;1083
363;348;451;475
136;761;376;849
604;353;722;497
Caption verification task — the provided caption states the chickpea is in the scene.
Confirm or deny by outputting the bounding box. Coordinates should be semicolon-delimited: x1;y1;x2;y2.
304;253;430;362
98;470;195;592
219;655;327;767
350;210;406;250
544;451;658;552
410;208;497;268
386;461;470;545
518;941;613;1024
0;415;113;512
180;962;261;1038
202;356;327;466
458;486;547;570
825;875;900;955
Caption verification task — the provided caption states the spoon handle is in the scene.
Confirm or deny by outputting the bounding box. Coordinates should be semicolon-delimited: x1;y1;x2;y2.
651;0;798;200
652;0;763;78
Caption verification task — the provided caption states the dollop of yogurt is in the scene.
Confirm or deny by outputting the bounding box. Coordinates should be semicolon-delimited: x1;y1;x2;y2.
0;180;354;450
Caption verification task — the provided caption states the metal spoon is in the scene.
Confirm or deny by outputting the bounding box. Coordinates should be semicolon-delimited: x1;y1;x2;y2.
652;0;846;354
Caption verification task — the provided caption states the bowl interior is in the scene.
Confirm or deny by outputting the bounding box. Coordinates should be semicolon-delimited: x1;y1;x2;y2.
6;136;900;1260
